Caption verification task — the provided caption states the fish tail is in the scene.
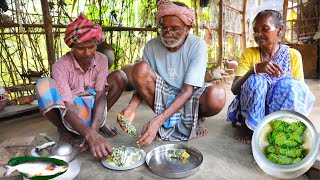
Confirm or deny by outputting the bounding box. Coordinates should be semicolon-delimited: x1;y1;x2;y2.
0;164;15;177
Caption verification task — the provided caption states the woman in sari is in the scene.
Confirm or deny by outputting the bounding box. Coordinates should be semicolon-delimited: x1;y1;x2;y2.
227;10;315;144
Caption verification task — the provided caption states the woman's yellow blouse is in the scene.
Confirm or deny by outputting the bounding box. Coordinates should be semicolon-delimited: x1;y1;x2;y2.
235;47;304;82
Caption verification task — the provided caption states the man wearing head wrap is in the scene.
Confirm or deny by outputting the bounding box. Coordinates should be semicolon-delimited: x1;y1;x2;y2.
119;0;226;145
35;14;128;159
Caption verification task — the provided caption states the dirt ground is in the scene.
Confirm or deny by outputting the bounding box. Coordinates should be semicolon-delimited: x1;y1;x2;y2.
0;79;319;180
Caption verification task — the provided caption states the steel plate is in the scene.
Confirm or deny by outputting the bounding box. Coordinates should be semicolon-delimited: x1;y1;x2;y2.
101;147;146;171
145;144;203;179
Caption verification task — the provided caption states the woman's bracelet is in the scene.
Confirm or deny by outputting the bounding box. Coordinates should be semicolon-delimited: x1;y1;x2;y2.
253;64;257;74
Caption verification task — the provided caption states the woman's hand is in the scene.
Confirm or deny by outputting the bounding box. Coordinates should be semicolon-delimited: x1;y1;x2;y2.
256;61;284;77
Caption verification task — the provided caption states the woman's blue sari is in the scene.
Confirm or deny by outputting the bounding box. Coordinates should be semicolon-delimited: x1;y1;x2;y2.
227;45;315;130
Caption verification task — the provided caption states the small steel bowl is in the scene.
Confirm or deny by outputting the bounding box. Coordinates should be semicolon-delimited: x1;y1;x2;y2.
50;142;79;162
252;110;319;179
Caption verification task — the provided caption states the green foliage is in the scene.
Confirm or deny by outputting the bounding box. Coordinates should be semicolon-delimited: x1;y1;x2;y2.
203;10;212;21
207;45;218;68
235;48;241;59
86;5;111;25
84;0;158;69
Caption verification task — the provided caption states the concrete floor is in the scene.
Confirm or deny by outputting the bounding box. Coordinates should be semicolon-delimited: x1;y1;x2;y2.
0;79;319;180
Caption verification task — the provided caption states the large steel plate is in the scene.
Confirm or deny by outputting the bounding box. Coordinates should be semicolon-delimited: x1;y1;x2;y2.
146;144;203;179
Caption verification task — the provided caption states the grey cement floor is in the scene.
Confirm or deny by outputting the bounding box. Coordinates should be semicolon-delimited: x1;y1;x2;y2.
0;79;319;180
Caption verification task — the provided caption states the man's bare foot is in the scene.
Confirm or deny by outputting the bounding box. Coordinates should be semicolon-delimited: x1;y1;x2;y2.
235;123;253;144
75;138;89;152
153;133;163;142
59;129;88;151
59;129;75;144
195;117;208;138
100;124;118;137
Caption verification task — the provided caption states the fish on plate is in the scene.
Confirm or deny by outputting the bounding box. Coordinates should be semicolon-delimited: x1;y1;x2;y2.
0;161;68;178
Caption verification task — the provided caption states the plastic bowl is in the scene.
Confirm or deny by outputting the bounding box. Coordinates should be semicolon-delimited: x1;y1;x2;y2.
252;110;319;179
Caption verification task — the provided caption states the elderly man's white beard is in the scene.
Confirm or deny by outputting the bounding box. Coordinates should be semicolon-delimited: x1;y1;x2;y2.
160;33;187;48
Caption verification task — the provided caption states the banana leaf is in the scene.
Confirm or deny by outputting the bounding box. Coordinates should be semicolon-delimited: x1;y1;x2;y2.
7;156;68;180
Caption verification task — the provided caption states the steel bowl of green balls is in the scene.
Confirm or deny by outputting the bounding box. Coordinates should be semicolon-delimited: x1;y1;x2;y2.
252;110;320;179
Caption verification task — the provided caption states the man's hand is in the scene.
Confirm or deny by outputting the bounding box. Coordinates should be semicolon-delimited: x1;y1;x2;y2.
137;118;162;145
84;129;112;159
120;104;136;123
90;123;100;133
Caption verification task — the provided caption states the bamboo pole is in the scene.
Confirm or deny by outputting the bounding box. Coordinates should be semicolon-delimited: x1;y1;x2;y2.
194;0;199;36
297;0;303;41
0;23;157;32
241;0;247;51
282;0;288;43
218;0;223;67
41;0;55;73
225;4;242;14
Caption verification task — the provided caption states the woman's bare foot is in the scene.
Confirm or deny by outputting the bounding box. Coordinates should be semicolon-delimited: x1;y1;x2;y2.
232;114;245;128
235;123;253;144
100;124;118;137
195;117;208;138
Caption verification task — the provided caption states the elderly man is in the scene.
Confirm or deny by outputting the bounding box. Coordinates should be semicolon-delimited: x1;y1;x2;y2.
120;0;226;145
36;14;127;159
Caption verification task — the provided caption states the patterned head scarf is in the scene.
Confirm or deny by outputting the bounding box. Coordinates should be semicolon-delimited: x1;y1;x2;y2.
64;14;105;48
155;0;195;26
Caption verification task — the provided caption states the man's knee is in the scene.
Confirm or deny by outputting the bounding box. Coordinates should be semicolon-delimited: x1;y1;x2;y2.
122;64;136;91
132;61;152;80
107;70;128;89
36;77;57;99
206;85;226;114
36;77;55;88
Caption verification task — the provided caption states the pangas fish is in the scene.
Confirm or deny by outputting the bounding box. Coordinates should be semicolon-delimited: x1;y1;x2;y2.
117;113;137;137
0;161;68;178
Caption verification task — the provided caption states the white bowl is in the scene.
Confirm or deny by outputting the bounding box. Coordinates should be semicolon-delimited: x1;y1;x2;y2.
252;110;319;179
